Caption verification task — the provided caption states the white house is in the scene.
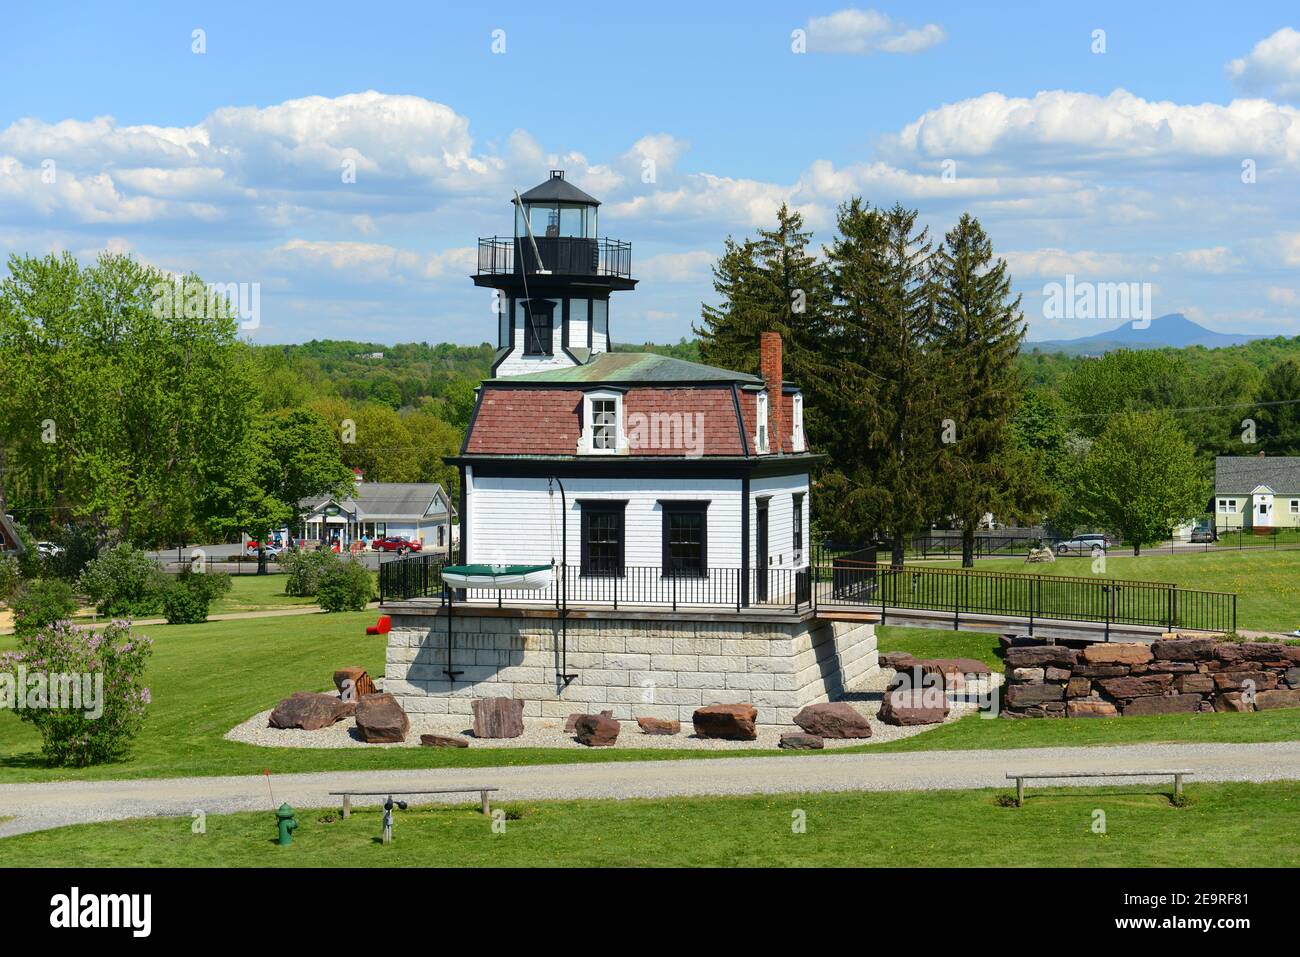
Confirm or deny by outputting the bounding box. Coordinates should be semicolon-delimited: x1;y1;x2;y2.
301;480;457;554
1213;456;1300;530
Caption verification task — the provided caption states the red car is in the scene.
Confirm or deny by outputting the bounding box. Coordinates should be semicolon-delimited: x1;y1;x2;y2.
373;536;422;554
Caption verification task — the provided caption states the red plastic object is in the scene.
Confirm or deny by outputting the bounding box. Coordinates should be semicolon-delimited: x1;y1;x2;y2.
365;615;392;636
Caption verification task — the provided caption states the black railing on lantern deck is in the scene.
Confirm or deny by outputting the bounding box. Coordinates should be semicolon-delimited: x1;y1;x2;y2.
476;236;633;278
378;554;1236;635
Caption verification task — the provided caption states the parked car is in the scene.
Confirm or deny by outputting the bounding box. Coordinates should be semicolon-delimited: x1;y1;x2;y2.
35;541;65;558
1054;534;1109;554
245;540;284;561
373;536;422;554
1190;527;1217;543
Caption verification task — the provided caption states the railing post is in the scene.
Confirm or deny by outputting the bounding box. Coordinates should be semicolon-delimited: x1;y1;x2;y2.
672;571;677;612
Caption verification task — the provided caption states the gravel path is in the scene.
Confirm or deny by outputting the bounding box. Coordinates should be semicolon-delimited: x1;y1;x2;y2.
222;668;998;752
1;740;1297;837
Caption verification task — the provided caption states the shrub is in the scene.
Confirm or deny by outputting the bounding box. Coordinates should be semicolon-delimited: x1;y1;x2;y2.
42;524;102;581
78;544;168;617
0;620;153;766
316;556;375;612
282;548;337;597
11;579;78;637
0;555;20;604
161;569;232;624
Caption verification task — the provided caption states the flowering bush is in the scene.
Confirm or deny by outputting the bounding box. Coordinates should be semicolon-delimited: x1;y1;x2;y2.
0;620;153;767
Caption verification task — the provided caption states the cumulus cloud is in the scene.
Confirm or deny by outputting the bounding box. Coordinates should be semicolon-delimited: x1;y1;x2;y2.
1227;27;1300;101
803;8;946;55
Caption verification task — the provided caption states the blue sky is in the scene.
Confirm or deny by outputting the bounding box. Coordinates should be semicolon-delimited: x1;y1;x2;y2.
3;2;1300;345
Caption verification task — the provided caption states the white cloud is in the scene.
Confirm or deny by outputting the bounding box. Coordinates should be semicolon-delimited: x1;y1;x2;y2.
1267;286;1300;307
1227;27;1300;101
638;250;715;283
804;8;946;55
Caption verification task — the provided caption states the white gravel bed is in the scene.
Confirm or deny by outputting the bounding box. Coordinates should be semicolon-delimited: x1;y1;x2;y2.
223;668;1001;752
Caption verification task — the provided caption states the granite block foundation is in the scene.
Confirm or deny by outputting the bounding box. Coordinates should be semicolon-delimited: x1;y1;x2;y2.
382;604;878;726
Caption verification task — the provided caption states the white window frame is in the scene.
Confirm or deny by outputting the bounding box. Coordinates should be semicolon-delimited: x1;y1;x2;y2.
1290;500;1299;514
755;391;770;453
791;392;805;452
1218;498;1237;513
580;389;625;455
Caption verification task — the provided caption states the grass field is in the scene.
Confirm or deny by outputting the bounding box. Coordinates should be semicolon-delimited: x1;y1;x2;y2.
1;613;1297;783
923;548;1300;633
5;781;1297;867
207;574;322;615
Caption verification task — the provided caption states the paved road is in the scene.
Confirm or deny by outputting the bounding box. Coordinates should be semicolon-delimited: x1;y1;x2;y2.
1;741;1297;837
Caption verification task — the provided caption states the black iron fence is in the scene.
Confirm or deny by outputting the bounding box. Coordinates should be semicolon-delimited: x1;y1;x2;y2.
476;236;633;278
379;553;1235;634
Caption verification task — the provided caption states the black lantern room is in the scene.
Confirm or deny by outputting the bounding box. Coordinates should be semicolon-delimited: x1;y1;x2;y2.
475;171;636;374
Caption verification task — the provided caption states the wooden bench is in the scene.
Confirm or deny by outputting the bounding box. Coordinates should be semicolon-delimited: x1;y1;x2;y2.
1005;769;1193;806
328;787;500;818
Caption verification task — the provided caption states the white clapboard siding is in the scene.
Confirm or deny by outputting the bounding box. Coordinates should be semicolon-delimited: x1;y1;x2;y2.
569;314;589;351
467;474;745;568
751;473;810;569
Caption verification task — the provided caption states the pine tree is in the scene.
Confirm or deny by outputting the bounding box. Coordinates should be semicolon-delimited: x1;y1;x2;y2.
932;213;1040;566
1255;358;1300;455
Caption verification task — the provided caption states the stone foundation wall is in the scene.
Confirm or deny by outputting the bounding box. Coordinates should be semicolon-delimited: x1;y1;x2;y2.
383;608;878;726
1003;637;1300;718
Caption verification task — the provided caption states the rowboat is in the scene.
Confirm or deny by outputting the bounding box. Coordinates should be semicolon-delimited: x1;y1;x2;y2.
439;563;554;591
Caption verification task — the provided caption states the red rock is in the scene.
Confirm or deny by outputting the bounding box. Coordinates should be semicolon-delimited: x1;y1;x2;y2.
878;687;949;725
1068;699;1118;717
1214;692;1254;712
1176;673;1215;695
333;667;377;699
574;713;620;746
420;734;469;748
565;710;612;733
636;717;680;735
1211;671;1278;692
1005;683;1064;707
354;693;410;743
473;697;524;738
1120;693;1202;716
1152;638;1217;660
268;692;353;731
1005;646;1078;669
1071;664;1132;678
1082;643;1153;665
692;703;758;740
879;651;919;671
1097;674;1174;698
1254;689;1300;710
779;732;824;750
1044;666;1072;682
792;702;872;739
1066;677;1093;698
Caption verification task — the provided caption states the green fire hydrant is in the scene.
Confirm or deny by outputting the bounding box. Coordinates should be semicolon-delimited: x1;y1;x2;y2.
276;803;298;846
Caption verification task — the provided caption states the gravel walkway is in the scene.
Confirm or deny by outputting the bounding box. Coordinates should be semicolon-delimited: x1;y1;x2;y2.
1;740;1297;837
222;669;1000;752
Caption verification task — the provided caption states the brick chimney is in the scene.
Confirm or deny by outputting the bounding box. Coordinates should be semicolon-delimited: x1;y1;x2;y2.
759;331;785;453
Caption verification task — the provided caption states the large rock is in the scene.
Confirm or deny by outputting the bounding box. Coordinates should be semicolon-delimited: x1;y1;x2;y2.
1152;638;1216;660
1176;673;1215;695
1285;667;1300;689
1071;664;1132;678
1120;693;1202;716
1097;674;1174;699
473;697;525;738
574;713;620;746
354;693;410;743
565;709;612;733
636;717;680;735
1005;683;1064;708
1005;645;1078;670
268;691;353;731
878;686;949;726
779;732;824;750
1214;691;1254;713
1044;666;1072;682
1012;667;1045;683
333;666;377;699
1068;699;1118;717
420;734;469;748
1082;643;1153;665
792;702;872;739
878;651;919;671
1211;671;1278;692
1254;688;1300;710
692;703;758;740
1066;677;1093;698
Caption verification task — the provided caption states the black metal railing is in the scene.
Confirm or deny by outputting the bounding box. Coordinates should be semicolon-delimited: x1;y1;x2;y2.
815;561;1236;635
476;236;633;278
379;553;1237;634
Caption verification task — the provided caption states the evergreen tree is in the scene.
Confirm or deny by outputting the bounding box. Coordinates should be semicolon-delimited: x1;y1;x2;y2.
1255;357;1300;455
932;214;1040;565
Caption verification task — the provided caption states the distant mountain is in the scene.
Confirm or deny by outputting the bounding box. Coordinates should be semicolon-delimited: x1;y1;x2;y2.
1027;314;1266;355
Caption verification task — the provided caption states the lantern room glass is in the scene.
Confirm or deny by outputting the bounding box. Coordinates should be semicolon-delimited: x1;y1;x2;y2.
515;203;596;239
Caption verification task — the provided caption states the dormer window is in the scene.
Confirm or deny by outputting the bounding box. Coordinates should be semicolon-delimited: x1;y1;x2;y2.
791;392;805;452
581;389;625;454
755;391;770;453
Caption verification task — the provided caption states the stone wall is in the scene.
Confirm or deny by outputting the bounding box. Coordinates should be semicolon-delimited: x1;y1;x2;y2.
1002;637;1300;718
383;607;878;726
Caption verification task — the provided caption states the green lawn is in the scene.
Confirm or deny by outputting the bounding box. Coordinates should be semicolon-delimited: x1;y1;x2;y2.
5;781;1296;867
876;625;1005;670
923;548;1300;633
206;574;321;615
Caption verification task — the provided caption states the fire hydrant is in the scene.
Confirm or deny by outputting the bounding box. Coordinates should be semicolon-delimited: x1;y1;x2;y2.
276;803;298;846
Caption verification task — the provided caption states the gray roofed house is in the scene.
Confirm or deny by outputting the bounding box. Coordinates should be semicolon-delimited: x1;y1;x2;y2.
300;481;457;554
1213;456;1300;529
